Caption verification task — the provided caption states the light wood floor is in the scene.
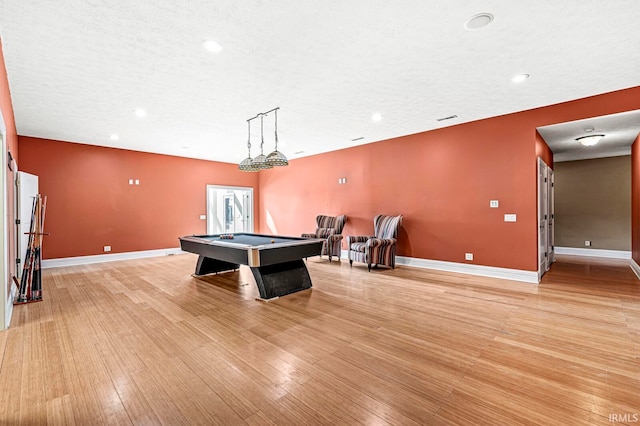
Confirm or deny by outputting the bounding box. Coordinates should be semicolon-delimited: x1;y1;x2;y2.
1;254;638;425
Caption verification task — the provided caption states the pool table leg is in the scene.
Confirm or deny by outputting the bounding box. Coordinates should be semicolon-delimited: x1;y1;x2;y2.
250;259;313;300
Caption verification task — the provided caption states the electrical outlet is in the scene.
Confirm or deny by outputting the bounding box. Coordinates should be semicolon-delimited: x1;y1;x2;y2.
490;200;499;208
104;245;111;252
465;253;473;261
199;214;206;220
585;240;591;247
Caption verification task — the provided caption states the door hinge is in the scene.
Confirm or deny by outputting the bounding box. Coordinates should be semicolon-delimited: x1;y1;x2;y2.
544;177;547;183
15;219;20;225
16;258;21;264
544;252;548;258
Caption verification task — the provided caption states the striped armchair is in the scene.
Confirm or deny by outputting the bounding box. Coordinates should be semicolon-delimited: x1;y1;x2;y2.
347;215;403;271
301;215;347;261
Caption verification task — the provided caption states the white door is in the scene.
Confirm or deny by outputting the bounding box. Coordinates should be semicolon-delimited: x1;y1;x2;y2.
0;127;6;329
538;158;548;277
547;168;555;265
206;185;254;234
17;172;39;279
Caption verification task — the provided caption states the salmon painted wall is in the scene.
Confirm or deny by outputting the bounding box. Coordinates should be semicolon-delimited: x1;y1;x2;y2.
536;131;553;169
259;86;640;272
18;137;259;259
1;38;19;296
632;134;640;265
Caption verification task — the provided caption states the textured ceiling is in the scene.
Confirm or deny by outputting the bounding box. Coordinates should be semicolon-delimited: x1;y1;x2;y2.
1;0;639;165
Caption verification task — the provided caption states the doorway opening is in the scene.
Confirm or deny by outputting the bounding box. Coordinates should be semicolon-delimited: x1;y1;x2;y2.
206;185;254;234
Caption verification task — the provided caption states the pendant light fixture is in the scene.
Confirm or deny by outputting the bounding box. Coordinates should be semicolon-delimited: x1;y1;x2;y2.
266;108;288;166
251;113;272;170
239;107;289;172
239;120;259;172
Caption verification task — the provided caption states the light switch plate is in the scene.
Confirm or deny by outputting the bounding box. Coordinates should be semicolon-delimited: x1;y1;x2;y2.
504;214;517;222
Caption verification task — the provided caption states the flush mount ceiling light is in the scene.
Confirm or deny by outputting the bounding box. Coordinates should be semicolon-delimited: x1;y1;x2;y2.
371;113;383;122
134;108;147;117
202;39;223;53
464;13;494;30
576;134;605;146
110;134;119;141
239;107;288;172
511;74;530;83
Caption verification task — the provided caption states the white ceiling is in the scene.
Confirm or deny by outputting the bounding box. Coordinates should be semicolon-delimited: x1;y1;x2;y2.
1;0;639;165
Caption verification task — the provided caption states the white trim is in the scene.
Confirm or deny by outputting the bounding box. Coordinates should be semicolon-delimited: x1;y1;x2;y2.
554;246;631;259
5;284;15;327
42;247;186;269
341;250;539;283
630;259;640;280
0;105;8;330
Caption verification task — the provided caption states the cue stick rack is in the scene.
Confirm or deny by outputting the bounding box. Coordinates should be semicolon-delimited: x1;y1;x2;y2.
15;194;48;304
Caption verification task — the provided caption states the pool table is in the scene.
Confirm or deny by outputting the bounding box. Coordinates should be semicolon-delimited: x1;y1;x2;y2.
179;233;325;300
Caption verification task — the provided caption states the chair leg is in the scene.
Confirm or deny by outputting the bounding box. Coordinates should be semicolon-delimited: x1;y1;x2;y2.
349;260;353;267
329;255;332;262
368;263;371;272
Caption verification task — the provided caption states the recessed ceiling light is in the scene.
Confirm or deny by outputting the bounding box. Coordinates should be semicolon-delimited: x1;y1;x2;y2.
202;39;223;53
464;13;494;30
576;134;604;146
511;73;530;83
584;127;595;133
134;108;147;117
110;134;119;141
371;113;383;122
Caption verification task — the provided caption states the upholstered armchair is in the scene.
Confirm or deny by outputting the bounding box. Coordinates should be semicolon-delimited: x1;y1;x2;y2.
347;215;403;271
301;215;347;261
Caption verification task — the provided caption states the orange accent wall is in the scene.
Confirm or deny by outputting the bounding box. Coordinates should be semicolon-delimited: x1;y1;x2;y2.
1;38;19;293
259;86;640;272
18;137;259;259
632;134;640;265
536;131;553;169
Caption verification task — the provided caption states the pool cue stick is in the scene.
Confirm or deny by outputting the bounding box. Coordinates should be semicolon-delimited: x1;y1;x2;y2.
17;196;38;303
32;195;47;300
28;196;42;301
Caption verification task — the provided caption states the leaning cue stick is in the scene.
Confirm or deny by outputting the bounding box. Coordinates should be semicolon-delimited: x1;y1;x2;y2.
17;196;38;303
32;196;47;300
27;195;42;301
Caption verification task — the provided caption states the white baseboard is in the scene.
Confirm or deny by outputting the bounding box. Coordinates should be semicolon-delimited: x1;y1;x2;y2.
554;247;631;259
341;250;538;283
42;247;186;269
630;259;640;280
5;284;16;328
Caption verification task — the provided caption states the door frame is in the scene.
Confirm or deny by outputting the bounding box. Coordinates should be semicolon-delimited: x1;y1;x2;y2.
537;157;554;281
205;185;254;234
0;107;10;329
